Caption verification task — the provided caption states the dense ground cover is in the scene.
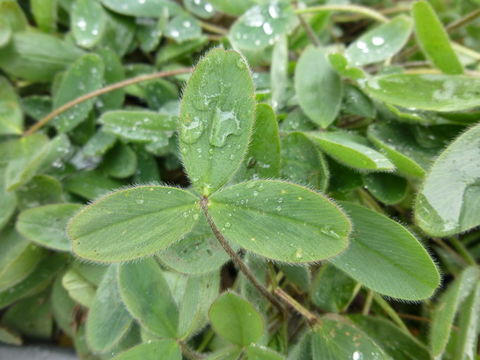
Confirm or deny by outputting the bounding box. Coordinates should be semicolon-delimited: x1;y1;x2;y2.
1;0;480;359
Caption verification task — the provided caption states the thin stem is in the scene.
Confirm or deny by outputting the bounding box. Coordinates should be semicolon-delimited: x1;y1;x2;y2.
179;341;204;360
446;8;480;33
373;293;409;333
275;288;319;326
448;237;476;266
23;68;193;136
199;21;228;35
296;4;389;23
362;290;374;315
200;197;286;315
432;237;468;266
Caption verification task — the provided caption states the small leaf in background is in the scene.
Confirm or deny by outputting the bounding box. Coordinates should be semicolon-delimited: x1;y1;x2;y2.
345;15;413;66
328;53;365;80
184;0;215;19
364;74;480;112
0;75;23;135
245;344;285;359
16;175;63;211
209;291;264;346
270;35;288;110
52;54;104;132
114;339;182;360
68;186;200;262
158;217;232;275
208;0;254;16
0;227;44;292
234;103;281;181
16;204;82;251
0;32;85;82
99;0;181;17
308;131;395;171
415;123;480;236
71;0;107;48
102;143;137;179
307;315;390;360
0;0;27;32
331;202;440;300
64;170;121;200
363;173;408;205
100;110;177;143
208;180;351;263
230;1;297;50
281;132;329;192
0;167;17;230
62;267;97;308
30;0;57;32
86;265;132;353
179;48;255;196
350;315;431;360
412;1;463;75
97;47;125;111
165;14;201;43
311;264;357;313
341;84;375;118
295;47;343;129
430;266;480;358
118;259;178;338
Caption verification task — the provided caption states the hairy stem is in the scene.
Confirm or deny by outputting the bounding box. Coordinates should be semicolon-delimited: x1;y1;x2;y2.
23;68;193;136
275;288;319;326
362;289;374;315
179;341;205;360
296;4;389;23
199;197;286;314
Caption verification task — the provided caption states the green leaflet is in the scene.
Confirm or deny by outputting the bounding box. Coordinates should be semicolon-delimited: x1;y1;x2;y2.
230;2;297;50
208;0;255;16
295;47;343;129
96;47;125;111
311;264;357;313
71;0;107;48
184;0;215;19
62;267;97;307
412;1;463;75
30;0;57;33
64;170;122;200
430;266;480;358
294;315;391;360
245;344;285;359
52;53;104;132
0;31;84;82
350;315;431;360
0;75;23;135
0;227;44;292
331;202;440;300
118;259;178;338
281;132;329;192
68;185;200;262
0;167;17;230
99;0;181;17
364;74;480;112
363;173;408;205
308;131;395;171
345;15;412;66
234;103;281;181
415;123;480;236
209;292;264;346
179;48;256;196
454;282;480;360
102;143;137;178
157;216;232;275
113;340;182;360
165;14;202;43
86;265;133;353
16;203;82;251
270;35;288;111
100;110;177;144
51;276;77;337
208;180;351;263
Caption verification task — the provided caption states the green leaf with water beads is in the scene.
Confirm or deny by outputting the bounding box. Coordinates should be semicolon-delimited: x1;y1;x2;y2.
281;132;329;192
99;0;181;17
114;339;182;360
229;1;297;50
118;259;178;338
165;14;202;43
209;291;264;346
207;180;351;263
184;0;215;19
270;35;288;111
295;47;343;129
330;202;440;300
86;265;133;353
100;110;177;144
72;0;107;49
16;204;82;251
308;131;395;171
179;49;255;196
68;185;200;262
415;123;480;237
364;74;480;112
52;54;104;132
429;266;480;358
412;1;463;75
157;217;233;275
345;15;412;66
0;75;23;135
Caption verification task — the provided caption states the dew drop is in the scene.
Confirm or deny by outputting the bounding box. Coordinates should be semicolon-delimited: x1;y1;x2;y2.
181;116;204;144
209;108;241;147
